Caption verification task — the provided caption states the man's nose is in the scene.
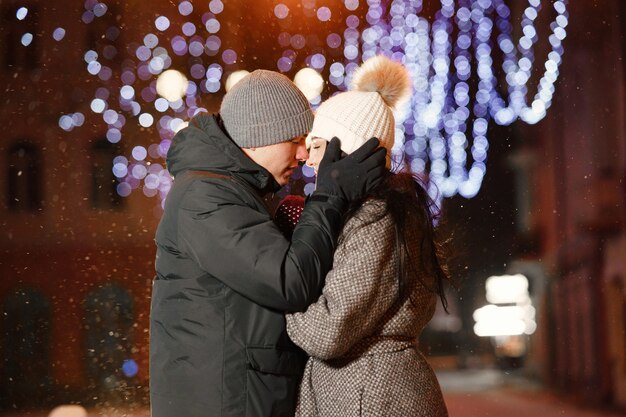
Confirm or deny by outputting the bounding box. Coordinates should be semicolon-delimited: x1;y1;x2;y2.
296;142;309;161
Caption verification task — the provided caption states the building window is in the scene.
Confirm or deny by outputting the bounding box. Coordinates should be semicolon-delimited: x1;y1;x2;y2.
7;142;42;211
83;283;134;393
92;139;122;210
1;288;52;407
1;5;39;71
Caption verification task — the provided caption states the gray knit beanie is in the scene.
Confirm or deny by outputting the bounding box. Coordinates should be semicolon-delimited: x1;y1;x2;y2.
220;70;313;148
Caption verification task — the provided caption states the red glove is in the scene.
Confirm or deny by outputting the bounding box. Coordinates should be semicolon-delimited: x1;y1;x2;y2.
274;195;305;239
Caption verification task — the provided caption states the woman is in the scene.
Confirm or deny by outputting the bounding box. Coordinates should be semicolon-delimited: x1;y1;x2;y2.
284;55;451;416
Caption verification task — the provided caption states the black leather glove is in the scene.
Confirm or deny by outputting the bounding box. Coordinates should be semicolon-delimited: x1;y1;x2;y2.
315;137;387;203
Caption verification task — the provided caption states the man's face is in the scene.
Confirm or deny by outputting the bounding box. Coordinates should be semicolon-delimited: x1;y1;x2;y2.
242;136;309;186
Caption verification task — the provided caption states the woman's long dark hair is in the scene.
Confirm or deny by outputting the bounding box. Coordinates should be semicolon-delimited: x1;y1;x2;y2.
341;171;452;311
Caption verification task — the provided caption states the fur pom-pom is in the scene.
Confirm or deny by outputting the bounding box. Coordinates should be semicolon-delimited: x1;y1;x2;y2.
351;55;412;109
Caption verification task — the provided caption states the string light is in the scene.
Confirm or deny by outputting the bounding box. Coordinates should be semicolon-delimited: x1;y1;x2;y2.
350;0;568;202
56;0;567;205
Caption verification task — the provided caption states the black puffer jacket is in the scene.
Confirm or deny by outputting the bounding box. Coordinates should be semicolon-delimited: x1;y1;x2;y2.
150;113;345;417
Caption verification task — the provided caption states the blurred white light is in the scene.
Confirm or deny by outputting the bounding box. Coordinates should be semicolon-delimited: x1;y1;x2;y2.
209;0;224;14
120;85;135;100
90;98;106;113
422;106;440;129
294;68;324;101
458;179;482;199
103;109;118;124
156;69;188;102
132;164;148;180
58;115;73;131
132;146;147;161
48;405;87;417
274;4;289;19
84;50;98;63
113;162;128;178
474;317;526;337
329;62;344;77
155;16;170;31
72;113;85;127
317;6;331;22
485;274;529;304
225;70;249;92
344;0;359;11
205;18;220;33
139;113;154;128
154;98;169;112
173;120;189;133
53;28;66;41
21;33;33;46
473;304;535;337
87;61;102;75
16;7;28;20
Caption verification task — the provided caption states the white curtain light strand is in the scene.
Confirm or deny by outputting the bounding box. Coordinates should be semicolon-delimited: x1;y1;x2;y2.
336;0;568;202
66;0;567;205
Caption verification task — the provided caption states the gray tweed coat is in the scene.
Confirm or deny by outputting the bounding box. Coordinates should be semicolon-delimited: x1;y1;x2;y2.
286;200;448;417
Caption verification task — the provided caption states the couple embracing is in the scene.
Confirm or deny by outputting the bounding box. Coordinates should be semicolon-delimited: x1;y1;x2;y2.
150;55;450;417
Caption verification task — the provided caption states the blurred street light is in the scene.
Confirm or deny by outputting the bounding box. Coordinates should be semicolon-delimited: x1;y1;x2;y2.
48;405;87;417
294;68;324;101
225;70;250;92
473;274;537;337
156;69;188;102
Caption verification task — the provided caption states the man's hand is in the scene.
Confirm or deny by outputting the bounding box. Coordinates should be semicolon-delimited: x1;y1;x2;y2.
315;137;386;203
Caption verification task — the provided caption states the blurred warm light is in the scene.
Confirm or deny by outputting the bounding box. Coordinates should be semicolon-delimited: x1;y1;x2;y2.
48;405;87;417
485;274;529;304
174;121;189;133
57;1;569;204
473;304;536;337
156;69;188;102
225;70;250;92
474;274;536;337
293;68;324;101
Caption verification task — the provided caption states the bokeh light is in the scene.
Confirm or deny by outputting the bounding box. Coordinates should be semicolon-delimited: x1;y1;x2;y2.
209;0;224;14
345;0;360;11
155;16;170;31
16;7;28;20
139;113;154;128
48;405;88;417
52;27;66;41
225;70;250;92
274;4;289;19
56;0;568;206
222;49;237;65
326;33;342;48
156;70;188;102
122;359;139;378
277;56;293;73
20;33;33;47
317;7;332;22
294;68;324;101
179;1;193;16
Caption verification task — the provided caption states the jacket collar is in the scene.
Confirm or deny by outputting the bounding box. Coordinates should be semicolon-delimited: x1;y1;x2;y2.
166;113;280;192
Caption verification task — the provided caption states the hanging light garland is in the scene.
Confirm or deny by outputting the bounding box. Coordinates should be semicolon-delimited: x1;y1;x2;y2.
346;0;569;201
48;0;568;206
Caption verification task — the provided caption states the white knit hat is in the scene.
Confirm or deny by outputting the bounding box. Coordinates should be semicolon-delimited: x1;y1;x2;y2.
306;55;411;167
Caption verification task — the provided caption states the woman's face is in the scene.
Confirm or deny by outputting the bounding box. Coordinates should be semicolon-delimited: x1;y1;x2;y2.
305;138;327;174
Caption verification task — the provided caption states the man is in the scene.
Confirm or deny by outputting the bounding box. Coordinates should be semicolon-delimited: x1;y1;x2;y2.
150;70;386;417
